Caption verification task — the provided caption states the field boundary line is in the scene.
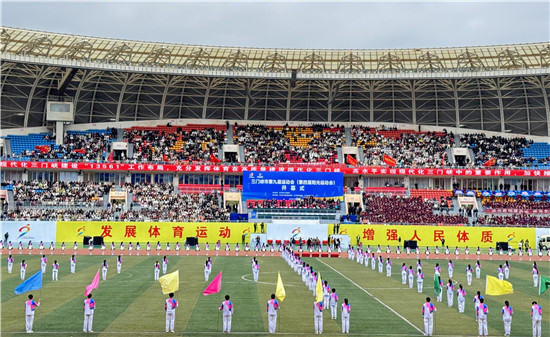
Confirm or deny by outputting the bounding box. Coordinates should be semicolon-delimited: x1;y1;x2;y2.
316;258;425;336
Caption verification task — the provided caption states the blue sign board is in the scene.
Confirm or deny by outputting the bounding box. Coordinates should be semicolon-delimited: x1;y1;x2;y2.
242;171;344;200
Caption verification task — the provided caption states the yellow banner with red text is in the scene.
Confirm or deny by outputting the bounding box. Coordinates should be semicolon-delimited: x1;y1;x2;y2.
57;222;253;244
334;224;535;248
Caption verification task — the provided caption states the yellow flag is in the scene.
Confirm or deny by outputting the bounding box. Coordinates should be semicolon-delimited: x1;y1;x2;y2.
315;272;323;303
159;270;179;294
485;275;513;296
275;272;286;302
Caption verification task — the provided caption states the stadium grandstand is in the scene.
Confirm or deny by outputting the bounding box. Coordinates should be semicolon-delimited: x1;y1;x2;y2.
0;26;549;229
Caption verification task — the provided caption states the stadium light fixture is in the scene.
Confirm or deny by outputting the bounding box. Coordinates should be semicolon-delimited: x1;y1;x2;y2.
504;129;512;133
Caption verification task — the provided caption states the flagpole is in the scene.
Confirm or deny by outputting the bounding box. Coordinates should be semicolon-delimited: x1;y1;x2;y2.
217;290;221;332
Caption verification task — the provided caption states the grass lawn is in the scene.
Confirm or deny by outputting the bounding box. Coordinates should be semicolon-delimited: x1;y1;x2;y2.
1;253;548;337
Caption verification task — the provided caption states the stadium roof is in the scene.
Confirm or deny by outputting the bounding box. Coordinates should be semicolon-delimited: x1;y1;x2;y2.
2;27;550;73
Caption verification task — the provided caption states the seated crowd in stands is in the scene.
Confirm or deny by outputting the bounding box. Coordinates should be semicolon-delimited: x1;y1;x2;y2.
476;214;550;227
4;124;550;168
355;195;468;225
4;181;228;222
13;180;111;207
483;198;550;210
234;124;343;164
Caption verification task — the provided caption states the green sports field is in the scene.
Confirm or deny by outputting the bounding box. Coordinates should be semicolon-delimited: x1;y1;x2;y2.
1;253;548;336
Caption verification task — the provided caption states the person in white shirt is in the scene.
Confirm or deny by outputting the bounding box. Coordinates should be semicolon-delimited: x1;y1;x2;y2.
154;261;161;281
116;255;122;274
446;279;454;307
501;300;513;337
219;295;233;334
408;266;415;288
448;260;454;278
101;260;108;280
504;261;510;279
532;265;539;287
266;294;279;334
83;293;95;333
341;298;350;334
165;293;178;333
162;256;168;274
466;264;473;286
52;260;59;281
329;288;338;319
476;298;489;336
385;258;392;277
20;259;27;280
40;255;47;273
204;260;211;281
313;301;323;334
416;269;424;293
456;284;466;313
70;255;76;274
531;301;542;337
422;297;436;336
401;263;407;284
25;294;40;333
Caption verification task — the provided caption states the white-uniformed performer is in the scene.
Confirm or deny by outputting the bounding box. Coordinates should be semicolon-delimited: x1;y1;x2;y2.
101;260;108;280
401;263;407;284
466;264;473;285
20;259;27;280
25;294;40;333
475;260;481;279
408;266;415;288
456;284;466;313
531;301;542;337
313;301;323;334
165;293;178;333
116;255;122;274
446;279;454;307
52;260;59;281
40;255;47;273
7;254;14;273
448;260;453;278
501;300;513;337
220;295;233;334
162;256;168;274
473;291;483;321
417;269;424;293
385;258;392;277
83;294;95;333
266;294;279;334
498;265;504;280
504;261;510;279
341;298;350;334
204;259;211;281
477;298;489;336
532;264;539;287
329;288;338;319
422;297;436;337
377;256;383;273
323;281;330;310
70;255;76;273
370;254;376;271
154;261;161;281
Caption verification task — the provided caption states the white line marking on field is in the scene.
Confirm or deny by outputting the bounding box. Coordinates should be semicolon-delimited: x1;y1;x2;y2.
316;258;425;336
240;272;295;286
0;331;491;336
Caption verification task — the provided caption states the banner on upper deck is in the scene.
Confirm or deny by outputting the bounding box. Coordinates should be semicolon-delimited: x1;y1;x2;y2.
0;221;57;243
242;170;344;200
334;224;536;248
57;222;254;244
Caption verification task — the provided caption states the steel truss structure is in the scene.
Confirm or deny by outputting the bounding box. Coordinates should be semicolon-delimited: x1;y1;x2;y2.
1;27;550;136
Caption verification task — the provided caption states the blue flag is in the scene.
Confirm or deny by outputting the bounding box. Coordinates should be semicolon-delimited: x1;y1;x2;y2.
14;271;42;295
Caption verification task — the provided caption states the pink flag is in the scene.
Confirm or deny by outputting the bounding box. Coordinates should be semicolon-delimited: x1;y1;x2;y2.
85;269;100;296
202;271;222;296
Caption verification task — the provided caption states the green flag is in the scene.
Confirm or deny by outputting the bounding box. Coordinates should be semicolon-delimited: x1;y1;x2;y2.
539;275;550;295
434;274;441;296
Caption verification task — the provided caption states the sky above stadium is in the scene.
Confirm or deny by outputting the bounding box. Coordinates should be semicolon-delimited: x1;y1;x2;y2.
2;1;549;49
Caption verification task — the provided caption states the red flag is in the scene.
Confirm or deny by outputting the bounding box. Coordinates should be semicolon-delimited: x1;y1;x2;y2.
35;145;50;153
346;154;357;166
483;158;496;167
383;155;397;167
202;271;222;296
73;148;86;154
163;154;168;162
210;153;221;163
107;151;114;163
441;153;446;166
85;269;100;296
